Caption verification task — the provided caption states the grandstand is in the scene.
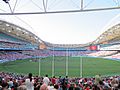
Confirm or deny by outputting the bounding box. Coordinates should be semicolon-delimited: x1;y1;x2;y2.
0;20;44;62
93;23;120;45
0;20;41;50
1;19;120;78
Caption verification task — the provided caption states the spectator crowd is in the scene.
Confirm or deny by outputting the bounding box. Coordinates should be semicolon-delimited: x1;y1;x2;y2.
0;72;120;90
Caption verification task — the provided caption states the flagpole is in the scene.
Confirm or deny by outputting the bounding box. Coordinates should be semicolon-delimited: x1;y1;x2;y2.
66;48;68;76
39;58;41;76
52;46;54;76
80;56;83;77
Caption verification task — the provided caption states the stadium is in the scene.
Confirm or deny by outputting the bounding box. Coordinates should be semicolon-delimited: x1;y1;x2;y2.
1;0;120;90
1;19;120;76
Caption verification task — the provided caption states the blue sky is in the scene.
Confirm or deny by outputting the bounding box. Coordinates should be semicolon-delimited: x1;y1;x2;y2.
0;0;120;44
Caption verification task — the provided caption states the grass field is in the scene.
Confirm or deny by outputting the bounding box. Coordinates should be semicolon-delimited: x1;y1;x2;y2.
0;56;120;77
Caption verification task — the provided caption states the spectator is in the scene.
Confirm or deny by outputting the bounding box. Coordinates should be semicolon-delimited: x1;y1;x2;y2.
43;75;50;86
51;76;56;85
1;82;9;90
95;75;101;85
25;73;34;90
40;83;48;90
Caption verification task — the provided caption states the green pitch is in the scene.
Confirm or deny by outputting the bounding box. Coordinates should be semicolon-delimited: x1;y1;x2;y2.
0;56;120;77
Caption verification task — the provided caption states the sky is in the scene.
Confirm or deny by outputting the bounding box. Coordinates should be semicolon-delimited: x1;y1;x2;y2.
0;0;120;44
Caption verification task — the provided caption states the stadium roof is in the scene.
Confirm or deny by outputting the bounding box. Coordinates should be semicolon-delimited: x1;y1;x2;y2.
0;20;42;44
0;0;120;15
93;23;120;44
0;0;120;44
